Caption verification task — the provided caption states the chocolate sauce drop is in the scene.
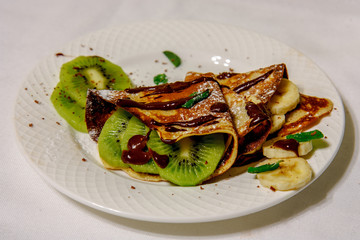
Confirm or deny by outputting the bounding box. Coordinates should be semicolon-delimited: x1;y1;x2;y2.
122;134;151;165
149;149;169;168
245;102;269;127
273;139;299;156
210;102;229;113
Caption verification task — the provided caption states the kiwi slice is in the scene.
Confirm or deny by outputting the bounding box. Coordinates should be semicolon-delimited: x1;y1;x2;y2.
50;82;87;132
121;116;159;174
147;131;226;186
60;56;132;107
98;108;132;169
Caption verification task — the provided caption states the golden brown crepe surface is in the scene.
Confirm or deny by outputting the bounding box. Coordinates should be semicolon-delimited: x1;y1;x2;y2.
278;94;333;136
86;77;239;180
185;64;287;155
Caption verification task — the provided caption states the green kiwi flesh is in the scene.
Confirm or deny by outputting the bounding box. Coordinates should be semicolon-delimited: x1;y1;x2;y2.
97;108;132;168
60;56;132;107
50;82;87;132
121;116;159;174
51;55;228;185
51;56;132;133
147;131;226;186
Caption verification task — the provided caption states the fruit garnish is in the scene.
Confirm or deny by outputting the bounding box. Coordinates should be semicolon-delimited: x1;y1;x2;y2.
153;73;168;85
182;89;210;108
98;108;132;169
60;56;132;107
51;56;132;132
248;160;283;174
262;137;313;158
256;158;312;191
121;116;158;174
163;50;181;67
51;57;332;188
50;83;87;132
267;78;300;115
286;130;324;142
147;132;225;186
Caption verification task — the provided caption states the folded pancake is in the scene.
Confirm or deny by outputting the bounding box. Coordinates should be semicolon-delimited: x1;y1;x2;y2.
185;64;287;155
85;77;239;183
278;93;333;137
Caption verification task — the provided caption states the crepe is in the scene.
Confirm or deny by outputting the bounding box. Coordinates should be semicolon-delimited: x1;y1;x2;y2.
85;77;239;181
185;64;288;155
278;93;333;137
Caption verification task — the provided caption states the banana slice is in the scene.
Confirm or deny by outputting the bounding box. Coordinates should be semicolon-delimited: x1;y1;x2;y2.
269;114;285;134
267;78;300;115
256;157;313;191
262;137;313;158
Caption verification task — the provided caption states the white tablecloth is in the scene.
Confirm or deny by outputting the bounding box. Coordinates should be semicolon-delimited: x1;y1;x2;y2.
2;0;359;239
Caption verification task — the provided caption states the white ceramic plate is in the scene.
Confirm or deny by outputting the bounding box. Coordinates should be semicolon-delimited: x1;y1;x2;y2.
14;21;344;223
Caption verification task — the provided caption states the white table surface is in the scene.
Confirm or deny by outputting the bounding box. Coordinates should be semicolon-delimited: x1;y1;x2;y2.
2;0;360;239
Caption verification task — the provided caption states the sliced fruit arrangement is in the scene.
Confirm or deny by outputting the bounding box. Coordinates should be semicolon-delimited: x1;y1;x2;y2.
266;78;300;134
147;131;226;186
50;82;87;132
97;108;132;169
51;56;132;132
269;114;285;134
50;56;333;188
98;110;160;174
255;157;313;191
243;76;330;191
120;116;159;174
98;110;226;186
267;78;300;115
249;130;324;191
262;129;324;159
84;73;239;186
262;137;313;158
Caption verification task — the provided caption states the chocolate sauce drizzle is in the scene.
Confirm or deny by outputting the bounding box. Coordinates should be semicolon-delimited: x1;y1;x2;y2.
125;76;216;95
118;78;217;111
115;96;193;110
165;126;186;132
232;70;274;94
245;102;269;127
150;115;219;128
88;76;231;167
